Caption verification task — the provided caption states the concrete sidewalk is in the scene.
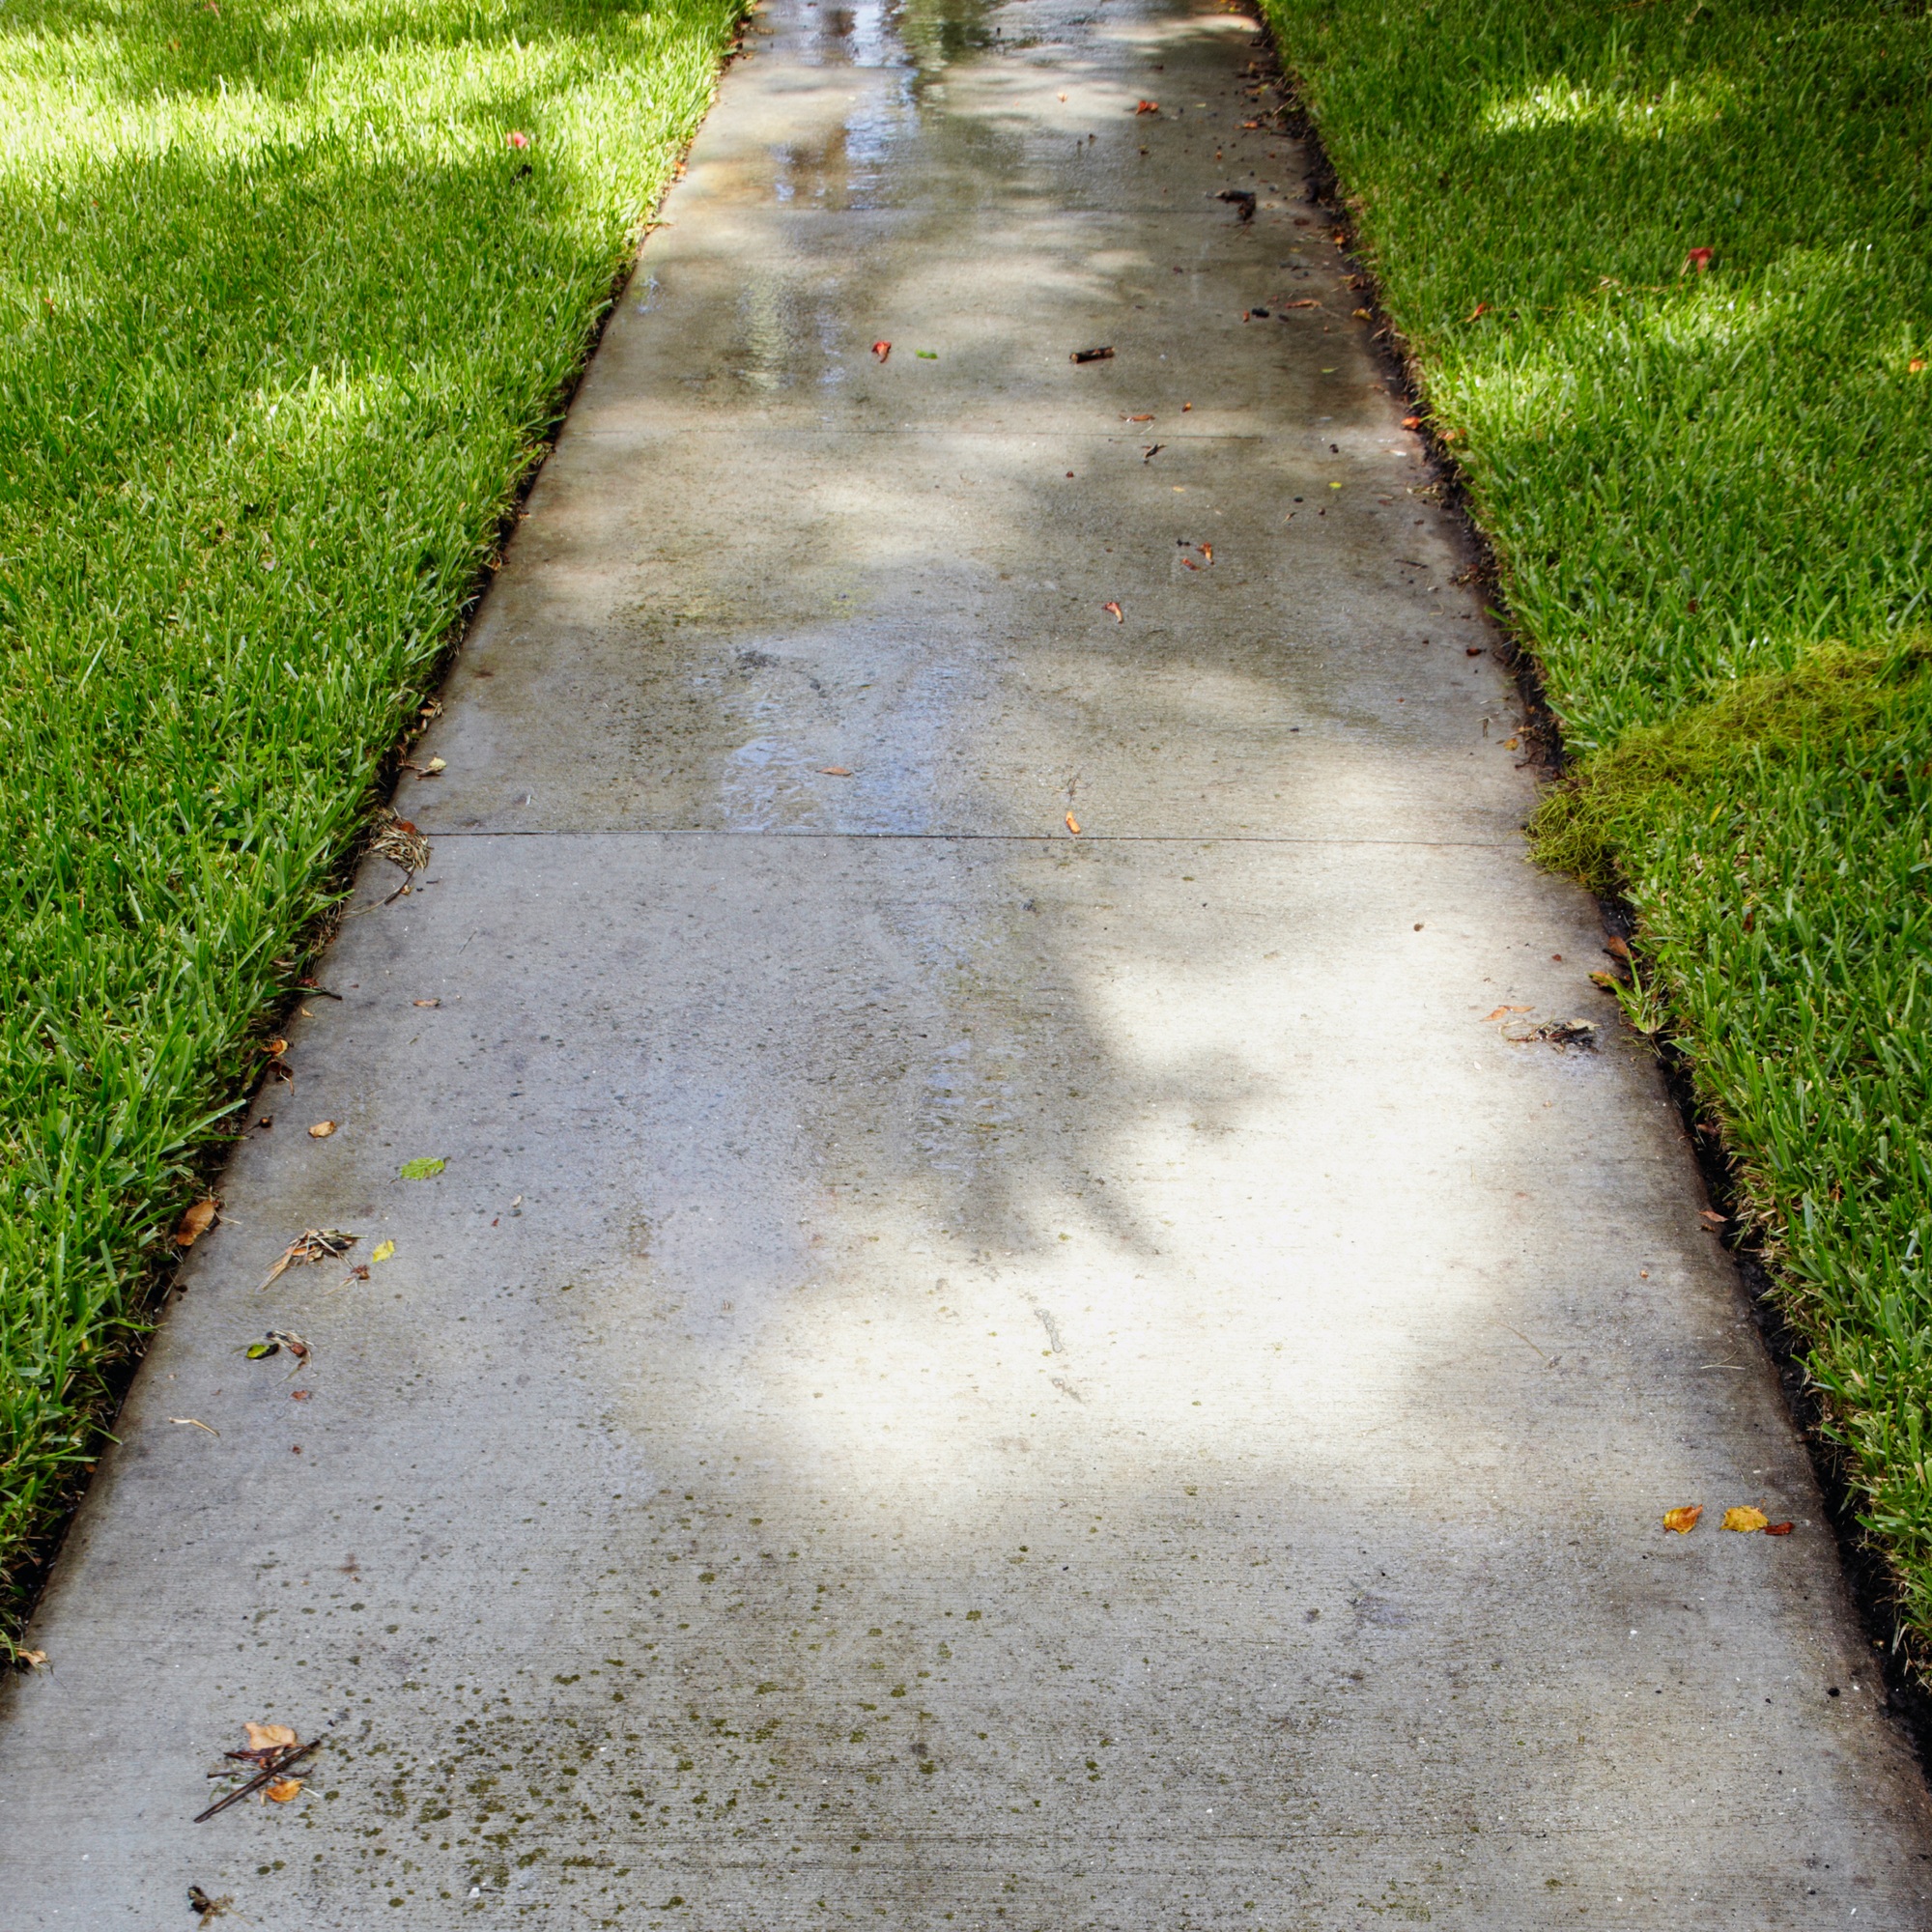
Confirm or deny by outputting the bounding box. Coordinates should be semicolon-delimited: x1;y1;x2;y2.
4;0;1928;1923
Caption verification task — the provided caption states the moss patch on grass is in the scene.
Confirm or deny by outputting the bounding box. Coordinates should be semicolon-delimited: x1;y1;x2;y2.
1264;0;1932;1653
0;0;741;1644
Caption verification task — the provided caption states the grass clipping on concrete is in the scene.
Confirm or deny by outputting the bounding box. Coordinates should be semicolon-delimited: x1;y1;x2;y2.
1263;0;1932;1650
0;0;741;1643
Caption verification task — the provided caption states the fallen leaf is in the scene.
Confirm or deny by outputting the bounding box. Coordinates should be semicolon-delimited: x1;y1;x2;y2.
244;1722;298;1752
1464;301;1489;322
1605;935;1632;960
1135;99;1159;113
1071;346;1115;363
265;1777;304;1803
1483;1005;1532;1021
871;340;890;361
507;129;529;151
1352;307;1372;320
176;1198;219;1248
1103;601;1123;622
18;1648;48;1669
1241;119;1261;129
1142;443;1164;463
412;998;440;1008
1122;412;1155;422
1283;298;1320;309
1200;543;1212;563
1662;1505;1703;1535
1218;188;1257;221
291;1388;311;1401
307;1121;336;1139
399;1156;446;1180
1684;245;1714;273
1723;1506;1769;1533
1065;812;1081;836
187;1886;234;1918
1181;556;1201;570
818;766;853;777
371;1240;396;1264
1589;971;1622;992
420;756;446;777
916;350;937;359
1503;735;1520;750
1401;414;1422;428
263;1037;290;1059
170;1417;220;1438
1764;1520;1795;1536
1698;1208;1727;1229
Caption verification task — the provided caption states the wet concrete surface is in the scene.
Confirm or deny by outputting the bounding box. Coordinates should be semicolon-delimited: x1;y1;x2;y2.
4;0;1930;1925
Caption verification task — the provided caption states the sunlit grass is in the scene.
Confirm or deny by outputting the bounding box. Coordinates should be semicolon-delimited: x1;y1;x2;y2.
0;0;741;1645
1266;0;1932;1653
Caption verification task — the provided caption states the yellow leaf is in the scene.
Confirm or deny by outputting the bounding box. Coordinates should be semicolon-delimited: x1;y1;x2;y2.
1722;1506;1769;1533
265;1777;304;1803
371;1240;396;1264
307;1121;336;1139
1662;1505;1702;1534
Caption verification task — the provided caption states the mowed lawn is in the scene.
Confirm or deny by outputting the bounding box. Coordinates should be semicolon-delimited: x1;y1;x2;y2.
1262;0;1932;1646
0;0;740;1645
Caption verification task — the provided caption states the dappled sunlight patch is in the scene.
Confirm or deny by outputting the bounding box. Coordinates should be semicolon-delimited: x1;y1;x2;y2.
1477;74;1730;143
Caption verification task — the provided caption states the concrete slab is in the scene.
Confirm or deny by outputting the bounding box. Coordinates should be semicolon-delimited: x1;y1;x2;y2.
3;0;1928;1925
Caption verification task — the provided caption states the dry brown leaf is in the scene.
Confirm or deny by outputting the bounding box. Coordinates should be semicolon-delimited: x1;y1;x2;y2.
818;766;853;777
1483;1005;1532;1021
1698;1208;1727;1229
1283;298;1321;309
245;1722;298;1752
265;1777;304;1803
1765;1520;1795;1536
307;1121;336;1139
176;1198;219;1248
1722;1506;1769;1533
1605;934;1632;960
1122;412;1154;423
261;1228;356;1288
1065;812;1082;836
1103;601;1123;622
263;1037;289;1059
1662;1505;1702;1535
19;1648;48;1669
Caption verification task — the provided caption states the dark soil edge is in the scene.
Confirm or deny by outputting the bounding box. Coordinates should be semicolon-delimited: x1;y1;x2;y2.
1245;8;1932;1778
1;16;753;1662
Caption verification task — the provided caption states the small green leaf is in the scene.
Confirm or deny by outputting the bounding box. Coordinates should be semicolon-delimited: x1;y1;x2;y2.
399;1156;445;1180
916;350;937;359
246;1341;276;1359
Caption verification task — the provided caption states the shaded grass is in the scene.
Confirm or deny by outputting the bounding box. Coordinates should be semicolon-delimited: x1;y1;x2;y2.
1262;0;1932;1651
0;0;741;1644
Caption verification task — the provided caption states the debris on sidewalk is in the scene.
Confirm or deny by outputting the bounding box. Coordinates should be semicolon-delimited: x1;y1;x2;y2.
307;1120;337;1138
169;1417;220;1438
1503;1016;1597;1050
399;1155;446;1179
175;1198;220;1248
1723;1506;1770;1533
1103;601;1123;622
245;1330;310;1369
1662;1505;1703;1534
370;809;431;901
1071;346;1115;363
872;340;890;360
1218;188;1256;221
195;1725;321;1823
187;1885;234;1918
261;1228;357;1289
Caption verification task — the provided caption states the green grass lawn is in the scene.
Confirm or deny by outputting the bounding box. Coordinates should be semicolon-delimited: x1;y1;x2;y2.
0;0;740;1647
1260;0;1932;1650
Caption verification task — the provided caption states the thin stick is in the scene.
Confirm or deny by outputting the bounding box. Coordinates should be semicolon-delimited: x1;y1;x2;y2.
194;1739;321;1824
